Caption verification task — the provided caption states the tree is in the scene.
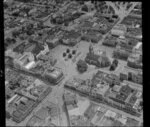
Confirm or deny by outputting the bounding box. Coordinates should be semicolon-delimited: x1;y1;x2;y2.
77;60;88;73
81;5;88;12
109;63;117;71
12;30;20;38
112;59;119;66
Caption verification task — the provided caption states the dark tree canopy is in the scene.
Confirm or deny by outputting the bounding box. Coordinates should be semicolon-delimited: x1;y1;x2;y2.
77;60;88;73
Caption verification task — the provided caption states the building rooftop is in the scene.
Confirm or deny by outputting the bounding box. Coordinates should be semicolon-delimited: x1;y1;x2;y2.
46;68;63;79
63;30;81;40
128;95;138;106
93;83;109;96
119;85;133;96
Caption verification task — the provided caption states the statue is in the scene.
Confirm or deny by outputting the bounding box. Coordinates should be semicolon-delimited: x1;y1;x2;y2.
89;44;94;54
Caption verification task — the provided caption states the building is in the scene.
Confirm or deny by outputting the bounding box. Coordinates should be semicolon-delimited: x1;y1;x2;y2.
26;102;59;126
111;24;127;37
109;84;133;105
36;44;49;59
119;85;133;96
44;67;64;84
14;52;36;70
133;42;142;53
127;53;142;69
46;37;60;48
113;48;130;60
80;21;95;31
128;71;142;84
12;99;36;123
105;74;121;86
81;30;102;43
13;41;28;54
112;85;122;93
102;35;117;47
7;94;18;104
26;43;46;59
61;30;81;46
120;68;142;84
85;52;110;67
117;38;132;52
120;72;128;81
92;81;110;97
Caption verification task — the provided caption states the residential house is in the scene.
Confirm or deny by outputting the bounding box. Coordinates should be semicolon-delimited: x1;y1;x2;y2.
46;37;60;48
128;71;142;84
127;53;142;69
113;48;130;60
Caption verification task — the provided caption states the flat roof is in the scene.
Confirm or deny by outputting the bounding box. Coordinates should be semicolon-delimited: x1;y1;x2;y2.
35;107;49;120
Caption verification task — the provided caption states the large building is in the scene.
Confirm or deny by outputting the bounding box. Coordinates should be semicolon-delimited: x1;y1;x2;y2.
14;52;36;70
44;67;64;84
85;52;110;68
12;99;36;123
